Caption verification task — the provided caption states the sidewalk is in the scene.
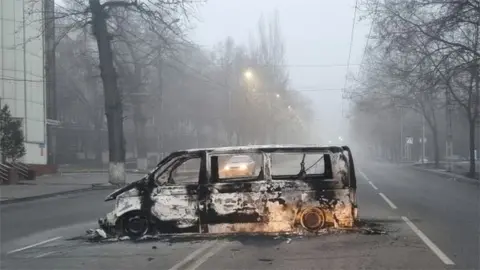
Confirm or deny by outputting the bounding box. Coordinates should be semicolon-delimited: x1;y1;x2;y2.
0;173;143;204
58;168;150;174
411;164;479;185
0;160;309;205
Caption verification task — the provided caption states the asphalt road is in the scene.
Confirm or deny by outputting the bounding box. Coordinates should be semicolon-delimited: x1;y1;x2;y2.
1;162;479;270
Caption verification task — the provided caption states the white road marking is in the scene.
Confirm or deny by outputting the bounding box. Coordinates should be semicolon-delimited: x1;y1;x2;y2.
34;251;56;258
359;171;369;181
360;171;379;190
168;240;218;270
7;236;63;255
402;216;455;265
368;181;379;190
185;242;228;270
378;193;397;209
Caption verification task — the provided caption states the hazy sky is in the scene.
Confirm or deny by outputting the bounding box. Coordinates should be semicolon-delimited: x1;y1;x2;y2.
192;0;370;143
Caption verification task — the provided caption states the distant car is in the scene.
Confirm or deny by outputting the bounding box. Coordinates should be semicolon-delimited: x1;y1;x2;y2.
220;155;256;178
418;158;429;163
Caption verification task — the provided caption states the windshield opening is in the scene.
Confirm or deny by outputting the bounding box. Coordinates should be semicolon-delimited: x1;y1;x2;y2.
153;154;201;185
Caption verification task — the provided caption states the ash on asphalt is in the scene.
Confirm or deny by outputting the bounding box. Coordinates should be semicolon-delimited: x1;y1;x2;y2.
72;218;391;246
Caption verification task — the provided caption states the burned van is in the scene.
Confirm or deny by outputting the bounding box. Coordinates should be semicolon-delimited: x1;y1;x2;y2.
98;145;358;238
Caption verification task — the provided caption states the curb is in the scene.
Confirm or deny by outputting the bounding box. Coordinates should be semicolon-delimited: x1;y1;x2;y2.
410;165;479;186
0;184;118;205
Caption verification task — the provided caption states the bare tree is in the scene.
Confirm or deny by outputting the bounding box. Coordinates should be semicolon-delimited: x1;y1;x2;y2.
357;0;480;175
35;0;198;184
52;3;314;171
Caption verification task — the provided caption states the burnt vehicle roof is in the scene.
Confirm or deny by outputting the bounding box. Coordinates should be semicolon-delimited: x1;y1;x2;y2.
173;144;348;155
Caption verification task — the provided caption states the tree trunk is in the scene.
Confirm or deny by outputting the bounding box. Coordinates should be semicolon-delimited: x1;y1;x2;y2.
468;119;476;177
90;0;125;185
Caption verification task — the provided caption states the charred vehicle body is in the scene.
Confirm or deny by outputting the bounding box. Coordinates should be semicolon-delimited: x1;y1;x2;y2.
98;145;358;238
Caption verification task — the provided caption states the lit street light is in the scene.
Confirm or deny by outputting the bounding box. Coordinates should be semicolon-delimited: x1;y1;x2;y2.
244;69;254;80
276;93;280;98
287;105;292;110
338;136;343;141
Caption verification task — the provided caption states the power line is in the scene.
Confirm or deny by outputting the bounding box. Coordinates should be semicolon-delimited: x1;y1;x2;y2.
116;26;354;100
206;63;362;68
359;0;380;67
292;88;344;92
343;0;360;92
347;0;381;117
272;64;361;68
342;0;360;117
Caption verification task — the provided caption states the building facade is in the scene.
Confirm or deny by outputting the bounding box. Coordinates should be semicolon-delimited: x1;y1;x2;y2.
0;0;50;165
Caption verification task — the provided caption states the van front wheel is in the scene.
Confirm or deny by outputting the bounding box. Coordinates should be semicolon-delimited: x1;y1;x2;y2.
120;211;150;239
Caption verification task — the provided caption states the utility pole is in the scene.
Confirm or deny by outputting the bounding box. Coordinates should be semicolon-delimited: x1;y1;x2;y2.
226;69;232;144
156;58;164;156
400;107;404;162
420;91;426;164
44;0;56;165
268;93;275;144
422;113;426;164
446;89;453;172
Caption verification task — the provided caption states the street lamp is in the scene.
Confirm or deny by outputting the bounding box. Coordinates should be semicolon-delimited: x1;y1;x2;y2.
275;93;280;98
287;105;292;110
244;69;254;80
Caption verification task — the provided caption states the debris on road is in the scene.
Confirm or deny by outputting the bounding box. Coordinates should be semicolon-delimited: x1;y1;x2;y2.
86;228;110;241
96;228;107;238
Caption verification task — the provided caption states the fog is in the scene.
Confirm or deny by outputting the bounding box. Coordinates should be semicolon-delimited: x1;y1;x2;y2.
193;0;370;144
47;0;374;171
39;0;479;178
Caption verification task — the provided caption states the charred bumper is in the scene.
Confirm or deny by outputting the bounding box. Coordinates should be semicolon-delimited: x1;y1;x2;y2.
98;211;118;235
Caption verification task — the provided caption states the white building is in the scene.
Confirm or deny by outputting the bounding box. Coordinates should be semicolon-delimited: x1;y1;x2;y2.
0;0;47;165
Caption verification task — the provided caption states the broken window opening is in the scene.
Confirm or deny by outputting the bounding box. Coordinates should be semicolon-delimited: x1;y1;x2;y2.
270;152;327;180
154;155;201;185
170;157;201;185
212;153;262;182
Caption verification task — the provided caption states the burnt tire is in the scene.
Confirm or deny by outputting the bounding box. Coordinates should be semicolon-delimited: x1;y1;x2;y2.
119;211;151;239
